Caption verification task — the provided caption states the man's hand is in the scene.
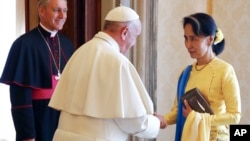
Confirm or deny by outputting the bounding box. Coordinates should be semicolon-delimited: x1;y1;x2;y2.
23;139;35;141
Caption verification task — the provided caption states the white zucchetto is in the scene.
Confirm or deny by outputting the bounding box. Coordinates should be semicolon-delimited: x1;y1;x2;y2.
105;6;139;22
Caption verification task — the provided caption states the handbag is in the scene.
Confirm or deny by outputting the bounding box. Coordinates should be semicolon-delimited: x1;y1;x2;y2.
181;87;214;114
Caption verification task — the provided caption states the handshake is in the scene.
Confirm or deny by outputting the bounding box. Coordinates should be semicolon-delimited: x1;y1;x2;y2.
154;112;167;129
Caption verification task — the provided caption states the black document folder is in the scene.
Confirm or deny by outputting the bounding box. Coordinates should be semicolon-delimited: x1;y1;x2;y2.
181;88;214;114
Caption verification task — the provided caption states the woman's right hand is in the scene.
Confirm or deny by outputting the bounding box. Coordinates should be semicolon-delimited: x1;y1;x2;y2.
153;112;167;129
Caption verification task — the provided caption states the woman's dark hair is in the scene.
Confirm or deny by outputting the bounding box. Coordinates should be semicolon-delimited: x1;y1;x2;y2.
183;13;225;56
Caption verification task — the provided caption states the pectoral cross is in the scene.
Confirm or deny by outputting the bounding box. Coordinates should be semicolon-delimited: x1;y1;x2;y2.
55;72;61;80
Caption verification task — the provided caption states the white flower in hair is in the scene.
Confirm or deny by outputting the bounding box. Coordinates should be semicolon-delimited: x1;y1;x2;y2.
214;28;224;45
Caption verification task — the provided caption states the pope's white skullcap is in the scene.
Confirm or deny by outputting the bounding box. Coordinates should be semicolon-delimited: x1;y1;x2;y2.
105;6;139;22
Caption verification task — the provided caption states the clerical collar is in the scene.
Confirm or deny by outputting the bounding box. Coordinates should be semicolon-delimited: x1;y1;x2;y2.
39;23;58;37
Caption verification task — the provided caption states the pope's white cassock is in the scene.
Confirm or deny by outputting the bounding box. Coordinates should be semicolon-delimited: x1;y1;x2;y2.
49;31;160;141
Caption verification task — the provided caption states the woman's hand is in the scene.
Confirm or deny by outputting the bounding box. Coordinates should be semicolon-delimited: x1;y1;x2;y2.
183;99;192;118
153;112;168;129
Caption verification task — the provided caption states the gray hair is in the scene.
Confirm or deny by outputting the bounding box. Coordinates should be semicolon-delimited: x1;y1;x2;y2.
37;0;67;7
37;0;50;7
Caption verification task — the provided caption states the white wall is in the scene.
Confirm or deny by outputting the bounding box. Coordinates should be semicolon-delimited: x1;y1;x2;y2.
0;1;25;141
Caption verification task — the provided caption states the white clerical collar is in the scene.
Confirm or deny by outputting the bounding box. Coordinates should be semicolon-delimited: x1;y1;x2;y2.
39;23;58;37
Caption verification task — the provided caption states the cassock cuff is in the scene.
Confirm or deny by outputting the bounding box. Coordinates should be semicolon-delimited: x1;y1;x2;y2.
11;107;35;140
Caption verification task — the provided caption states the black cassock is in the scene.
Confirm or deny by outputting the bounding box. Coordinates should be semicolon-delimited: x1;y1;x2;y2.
0;25;75;141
